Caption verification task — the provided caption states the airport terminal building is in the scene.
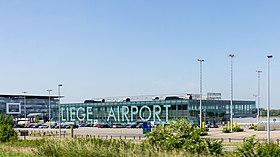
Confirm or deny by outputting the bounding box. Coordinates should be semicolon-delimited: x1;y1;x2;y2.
0;94;59;120
53;94;256;126
0;93;256;126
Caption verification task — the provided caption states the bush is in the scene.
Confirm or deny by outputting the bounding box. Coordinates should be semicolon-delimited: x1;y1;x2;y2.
236;136;258;157
200;131;208;136
249;125;254;129
222;127;230;133
233;126;244;132
145;118;223;155
236;136;280;157
0;114;14;126
0;114;18;142
222;126;244;133
249;125;257;131
201;128;209;132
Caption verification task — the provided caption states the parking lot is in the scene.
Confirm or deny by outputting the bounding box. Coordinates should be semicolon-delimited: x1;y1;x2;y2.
15;126;280;142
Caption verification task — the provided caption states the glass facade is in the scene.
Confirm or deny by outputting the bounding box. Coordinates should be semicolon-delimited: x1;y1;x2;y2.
0;95;59;120
56;99;256;125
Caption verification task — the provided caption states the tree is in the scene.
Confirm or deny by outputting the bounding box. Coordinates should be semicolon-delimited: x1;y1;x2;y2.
34;117;39;123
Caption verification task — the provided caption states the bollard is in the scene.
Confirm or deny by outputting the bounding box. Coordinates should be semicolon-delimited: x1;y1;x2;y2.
243;138;245;142
125;136;126;140
120;136;121;139
134;136;135;140
70;126;74;138
229;138;231;143
277;139;279;145
139;136;141;140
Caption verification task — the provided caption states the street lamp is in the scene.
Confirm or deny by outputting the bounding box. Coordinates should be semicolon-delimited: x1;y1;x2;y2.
47;90;52;122
197;59;204;128
267;55;272;143
23;92;27;126
256;70;262;123
229;54;235;133
58;84;62;139
253;94;258;121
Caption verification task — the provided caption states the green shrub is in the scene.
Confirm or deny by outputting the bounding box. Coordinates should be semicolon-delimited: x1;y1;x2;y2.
34;117;39;124
205;138;223;155
145;118;223;155
236;136;258;157
249;125;255;129
256;142;280;157
233;126;244;132
0;114;14;126
0;114;18;142
236;136;280;157
249;125;258;130
222;126;244;133
222;127;230;133
201;128;209;132
200;131;208;136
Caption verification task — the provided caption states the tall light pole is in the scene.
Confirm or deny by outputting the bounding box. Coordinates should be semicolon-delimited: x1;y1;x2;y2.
58;84;62;139
253;94;258;122
256;70;262;123
267;55;272;143
47;90;52;122
229;54;235;132
197;59;204;128
23;92;27;126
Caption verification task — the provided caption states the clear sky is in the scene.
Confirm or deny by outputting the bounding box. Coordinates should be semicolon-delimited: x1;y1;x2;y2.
0;1;279;108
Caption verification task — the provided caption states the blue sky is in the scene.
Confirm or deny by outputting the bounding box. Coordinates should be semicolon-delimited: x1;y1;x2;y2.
0;1;279;108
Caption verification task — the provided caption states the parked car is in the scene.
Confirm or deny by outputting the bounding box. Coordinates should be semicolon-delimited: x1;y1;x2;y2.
78;123;85;127
210;124;218;128
32;124;42;128
96;124;102;128
112;124;124;128
85;124;93;127
127;124;137;128
39;125;48;129
97;124;111;128
50;125;55;129
136;123;143;128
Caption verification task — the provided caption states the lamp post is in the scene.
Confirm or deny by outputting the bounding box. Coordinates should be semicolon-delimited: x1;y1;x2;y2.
23;92;27;126
229;54;235;132
253;94;258;121
197;59;204;128
267;55;272;143
256;70;262;123
58;84;62;139
47;90;52;122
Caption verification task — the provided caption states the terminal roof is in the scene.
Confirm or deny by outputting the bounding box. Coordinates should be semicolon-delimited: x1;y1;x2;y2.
0;94;63;99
